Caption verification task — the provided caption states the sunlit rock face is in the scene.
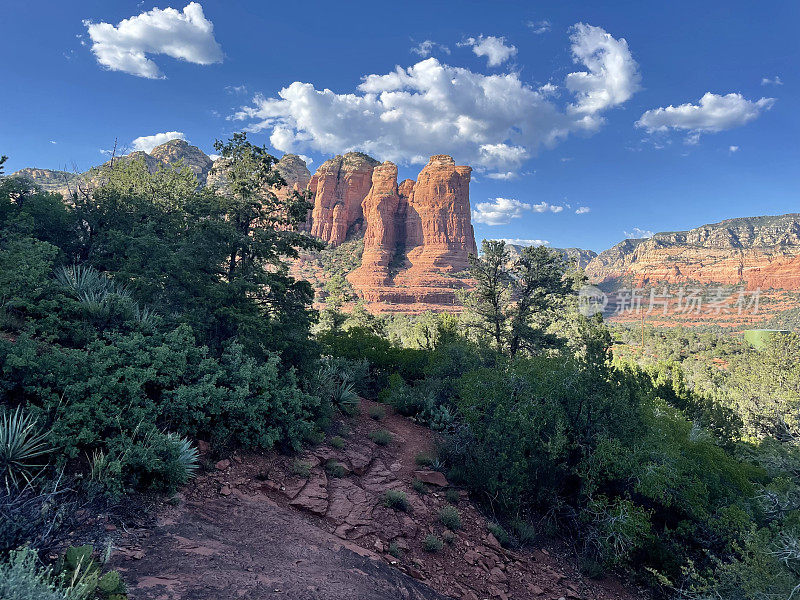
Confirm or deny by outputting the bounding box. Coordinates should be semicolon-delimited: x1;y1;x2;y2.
306;152;380;246
585;214;800;290
347;155;477;309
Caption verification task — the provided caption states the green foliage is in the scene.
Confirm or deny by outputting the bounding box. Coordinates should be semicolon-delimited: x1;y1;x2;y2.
511;519;537;546
0;407;51;487
382;490;409;512
414;452;434;467
445;489;460;504
0;547;91;600
367;405;385;420
165;433;199;480
438;505;461;530
309;359;361;417
317;327;427;391
460;240;573;357
412;478;427;495
422;535;443;553
388;541;402;558
291;460;312;479
324;460;346;478
55;544;126;599
0;140;328;498
368;429;392;446
329;436;345;450
487;522;511;547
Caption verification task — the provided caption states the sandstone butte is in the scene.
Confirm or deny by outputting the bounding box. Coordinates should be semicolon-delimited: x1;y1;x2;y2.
311;154;477;309
584;213;800;291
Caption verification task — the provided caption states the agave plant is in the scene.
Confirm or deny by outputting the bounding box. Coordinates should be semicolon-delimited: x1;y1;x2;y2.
55;264;130;304
0;407;52;488
166;432;200;479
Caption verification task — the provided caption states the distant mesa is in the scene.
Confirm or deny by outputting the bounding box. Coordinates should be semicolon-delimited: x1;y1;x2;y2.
585;214;800;291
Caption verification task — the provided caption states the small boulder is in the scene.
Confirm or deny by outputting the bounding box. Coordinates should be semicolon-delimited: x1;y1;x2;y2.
413;470;448;487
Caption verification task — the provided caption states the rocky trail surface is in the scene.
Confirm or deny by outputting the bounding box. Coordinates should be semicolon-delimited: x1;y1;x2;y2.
110;400;647;600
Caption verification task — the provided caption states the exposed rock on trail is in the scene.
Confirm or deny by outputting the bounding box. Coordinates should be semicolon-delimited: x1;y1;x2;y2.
111;494;446;600
111;400;647;600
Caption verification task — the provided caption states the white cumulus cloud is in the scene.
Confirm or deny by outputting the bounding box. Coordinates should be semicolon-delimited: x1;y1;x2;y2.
232;25;640;171
624;227;654;239
575;206;590;214
131;131;186;152
459;35;517;67
636;92;775;143
532;202;563;213
566;23;641;124
729;145;739;153
83;2;223;79
473;197;531;226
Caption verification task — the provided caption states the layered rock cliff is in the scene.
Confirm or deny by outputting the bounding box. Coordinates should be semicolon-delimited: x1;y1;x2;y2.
305;153;380;245
347;155;477;308
586;214;800;290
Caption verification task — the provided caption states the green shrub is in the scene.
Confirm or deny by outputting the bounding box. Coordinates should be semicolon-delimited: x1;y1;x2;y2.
511;519;537;546
438;506;461;530
382;490;409;512
291;460;312;478
368;405;386;421
329;436;345;450
0;547;87;600
487;522;511;547
445;489;460;504
414;452;434;467
54;544;127;599
412;479;427;495
1;329;321;494
423;535;443;553
388;541;402;558
369;429;392;446
166;433;199;480
324;460;346;478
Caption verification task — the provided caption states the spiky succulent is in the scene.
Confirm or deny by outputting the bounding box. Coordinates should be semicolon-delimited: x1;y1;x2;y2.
0;407;52;488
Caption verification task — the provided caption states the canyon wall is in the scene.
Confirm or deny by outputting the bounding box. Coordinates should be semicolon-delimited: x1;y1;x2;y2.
586;214;800;290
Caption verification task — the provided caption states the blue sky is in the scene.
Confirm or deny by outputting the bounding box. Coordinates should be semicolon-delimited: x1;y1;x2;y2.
1;0;797;252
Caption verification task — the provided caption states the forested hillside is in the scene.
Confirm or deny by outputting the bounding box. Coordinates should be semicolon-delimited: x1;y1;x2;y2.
2;145;800;600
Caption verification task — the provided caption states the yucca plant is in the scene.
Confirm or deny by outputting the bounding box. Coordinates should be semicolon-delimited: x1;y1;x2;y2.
0;407;52;488
166;433;200;480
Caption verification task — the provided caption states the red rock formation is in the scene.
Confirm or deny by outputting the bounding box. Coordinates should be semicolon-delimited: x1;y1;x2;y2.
586;214;800;291
348;155;477;309
307;152;379;246
274;154;312;201
348;162;403;290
